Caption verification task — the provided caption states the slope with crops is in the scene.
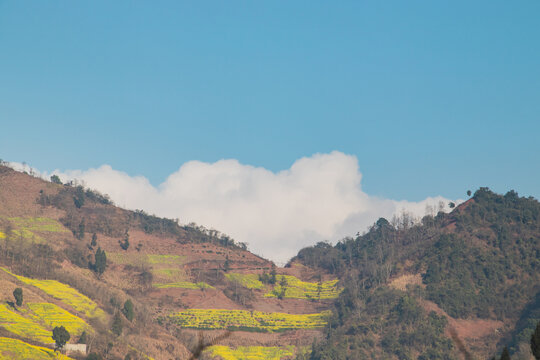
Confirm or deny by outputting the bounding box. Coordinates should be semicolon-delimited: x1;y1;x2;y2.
0;164;338;359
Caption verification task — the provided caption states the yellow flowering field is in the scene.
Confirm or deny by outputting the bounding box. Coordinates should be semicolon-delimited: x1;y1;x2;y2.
225;273;341;300
206;345;295;360
265;275;341;300
153;281;214;290
0;337;73;360
168;309;330;332
0;304;51;343
1;268;106;320
4;217;68;242
0;232;5;239
27;303;88;337
8;217;68;233
225;273;265;290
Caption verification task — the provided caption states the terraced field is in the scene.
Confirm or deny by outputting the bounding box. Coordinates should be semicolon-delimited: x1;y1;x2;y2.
0;304;51;343
4;217;68;242
225;273;265;290
0;337;73;360
153;281;214;290
8;217;67;233
168;309;330;332
27;303;88;337
225;273;342;300
265;275;341;300
207;345;295;360
1;268;106;320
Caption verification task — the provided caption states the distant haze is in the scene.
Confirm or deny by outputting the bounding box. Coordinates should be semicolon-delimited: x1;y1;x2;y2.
11;152;458;263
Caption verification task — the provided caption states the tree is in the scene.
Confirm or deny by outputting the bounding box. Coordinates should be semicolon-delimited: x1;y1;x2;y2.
52;326;70;351
77;330;87;344
224;255;230;272
500;347;511;360
278;276;288;300
50;175;62;185
73;186;85;208
13;288;23;306
77;218;86;240
270;265;277;285
93;247;107;277
112;312;123;336
91;233;97;247
449;202;456;209
532;320;540;360
467;190;472;197
119;231;130;250
122;299;134;322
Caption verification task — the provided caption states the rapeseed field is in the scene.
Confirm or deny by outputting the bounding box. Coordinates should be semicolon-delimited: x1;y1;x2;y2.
168;309;330;332
207;345;295;360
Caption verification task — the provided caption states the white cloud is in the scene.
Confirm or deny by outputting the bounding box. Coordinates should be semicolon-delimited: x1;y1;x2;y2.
10;152;459;264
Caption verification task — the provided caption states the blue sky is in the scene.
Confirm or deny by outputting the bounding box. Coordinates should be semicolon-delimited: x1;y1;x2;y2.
1;1;539;202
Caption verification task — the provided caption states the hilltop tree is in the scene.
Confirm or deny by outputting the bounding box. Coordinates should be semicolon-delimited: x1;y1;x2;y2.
532;320;540;360
13;288;23;306
122;299;134;322
467;190;472;196
50;175;62;185
52;326;70;351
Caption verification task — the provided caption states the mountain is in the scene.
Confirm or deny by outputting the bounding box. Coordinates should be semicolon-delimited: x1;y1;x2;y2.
0;165;338;359
293;188;539;359
0;163;538;360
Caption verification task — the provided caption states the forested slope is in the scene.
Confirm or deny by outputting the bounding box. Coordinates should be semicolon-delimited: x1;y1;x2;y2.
293;188;540;359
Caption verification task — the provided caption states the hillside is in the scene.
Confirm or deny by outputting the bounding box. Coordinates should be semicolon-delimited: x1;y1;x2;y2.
293;188;540;359
1;164;539;360
0;165;339;360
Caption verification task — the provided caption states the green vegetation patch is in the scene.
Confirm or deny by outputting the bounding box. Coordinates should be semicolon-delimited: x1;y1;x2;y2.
206;345;296;360
0;337;73;360
168;309;330;332
153;281;214;290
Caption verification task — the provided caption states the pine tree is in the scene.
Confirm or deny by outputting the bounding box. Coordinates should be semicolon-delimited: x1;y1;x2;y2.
532;320;540;360
91;233;97;247
94;247;107;277
122;299;134;322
